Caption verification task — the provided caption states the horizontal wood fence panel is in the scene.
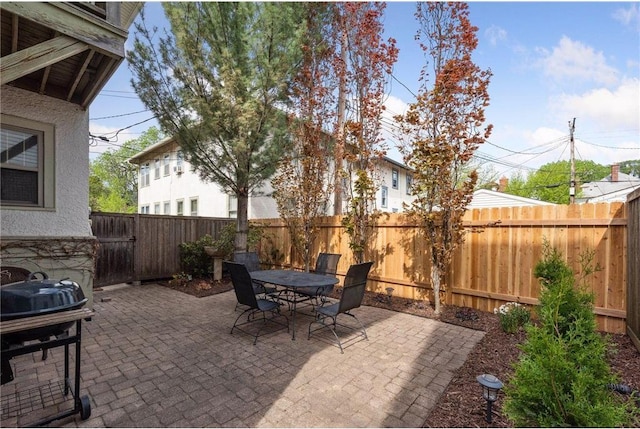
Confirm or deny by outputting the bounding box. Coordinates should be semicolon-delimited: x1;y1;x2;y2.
257;202;628;334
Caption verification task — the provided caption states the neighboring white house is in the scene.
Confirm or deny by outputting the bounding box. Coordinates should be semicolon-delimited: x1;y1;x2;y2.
1;2;142;304
467;189;555;209
578;164;640;203
128;135;416;219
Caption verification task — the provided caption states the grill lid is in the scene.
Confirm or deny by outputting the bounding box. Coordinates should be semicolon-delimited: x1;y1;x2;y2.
1;272;87;321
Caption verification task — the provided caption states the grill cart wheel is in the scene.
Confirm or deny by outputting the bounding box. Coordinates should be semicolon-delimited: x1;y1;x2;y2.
80;395;91;420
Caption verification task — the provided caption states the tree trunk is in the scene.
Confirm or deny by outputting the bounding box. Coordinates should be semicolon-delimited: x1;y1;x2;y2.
235;192;249;252
431;261;441;315
333;22;348;216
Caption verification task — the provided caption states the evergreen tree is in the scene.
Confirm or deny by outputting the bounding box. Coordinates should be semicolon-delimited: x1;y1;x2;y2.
128;2;303;251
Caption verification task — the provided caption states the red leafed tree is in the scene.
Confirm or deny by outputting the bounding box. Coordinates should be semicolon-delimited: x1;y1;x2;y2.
272;4;337;271
394;2;492;314
336;2;398;264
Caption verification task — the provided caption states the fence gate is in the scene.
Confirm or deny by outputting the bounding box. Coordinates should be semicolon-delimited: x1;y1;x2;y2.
91;213;136;287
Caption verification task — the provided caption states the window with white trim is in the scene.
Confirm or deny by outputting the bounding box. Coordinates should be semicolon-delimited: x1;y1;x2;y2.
406;174;413;195
381;186;388;208
190;198;198;216
140;163;150;187
163;201;170;214
163;154;170;176
140;205;150;214
176;199;184;216
1;114;55;208
228;194;237;218
154;159;160;179
392;169;399;189
154;202;160;214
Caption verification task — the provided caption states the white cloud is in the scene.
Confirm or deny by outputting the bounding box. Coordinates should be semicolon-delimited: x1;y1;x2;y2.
612;4;640;30
537;36;619;86
485;25;507;46
551;78;640;130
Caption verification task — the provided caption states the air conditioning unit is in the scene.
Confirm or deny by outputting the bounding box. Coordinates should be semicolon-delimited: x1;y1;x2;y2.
174;165;184;174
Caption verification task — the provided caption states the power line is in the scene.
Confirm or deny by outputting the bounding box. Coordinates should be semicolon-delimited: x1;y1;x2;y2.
578;138;640;150
91;109;151;120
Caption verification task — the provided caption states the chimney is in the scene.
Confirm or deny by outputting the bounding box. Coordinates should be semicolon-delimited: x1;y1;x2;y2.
498;176;508;192
611;164;619;182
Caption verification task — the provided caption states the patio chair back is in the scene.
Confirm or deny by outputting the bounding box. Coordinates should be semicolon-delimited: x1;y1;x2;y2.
338;262;373;314
315;253;341;276
234;251;261;272
226;261;259;309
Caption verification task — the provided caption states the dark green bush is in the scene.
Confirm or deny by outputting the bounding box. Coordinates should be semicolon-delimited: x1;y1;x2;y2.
503;242;638;427
178;234;216;277
178;224;264;277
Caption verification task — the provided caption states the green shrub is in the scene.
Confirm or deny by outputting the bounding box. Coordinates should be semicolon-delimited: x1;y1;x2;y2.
494;302;530;334
179;234;216;277
503;242;637;427
178;224;264;277
212;223;264;261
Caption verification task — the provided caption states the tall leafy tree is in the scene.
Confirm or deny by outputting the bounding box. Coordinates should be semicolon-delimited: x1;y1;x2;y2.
272;3;338;271
504;160;610;204
90;127;162;213
127;2;303;251
395;2;492;314
337;2;398;264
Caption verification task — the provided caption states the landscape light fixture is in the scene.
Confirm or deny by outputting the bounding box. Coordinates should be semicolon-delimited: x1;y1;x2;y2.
476;374;503;423
385;287;394;304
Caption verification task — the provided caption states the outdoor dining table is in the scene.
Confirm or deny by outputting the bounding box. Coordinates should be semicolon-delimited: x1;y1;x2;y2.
250;270;339;340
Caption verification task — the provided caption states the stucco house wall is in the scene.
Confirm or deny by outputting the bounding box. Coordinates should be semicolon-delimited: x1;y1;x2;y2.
1;86;96;303
1;86;92;237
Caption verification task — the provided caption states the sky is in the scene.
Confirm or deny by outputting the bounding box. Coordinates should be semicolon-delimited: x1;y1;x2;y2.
89;1;640;180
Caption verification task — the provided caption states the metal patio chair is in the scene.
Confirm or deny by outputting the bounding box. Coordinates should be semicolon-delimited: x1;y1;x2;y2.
233;251;277;310
293;253;342;309
307;261;373;353
226;261;289;345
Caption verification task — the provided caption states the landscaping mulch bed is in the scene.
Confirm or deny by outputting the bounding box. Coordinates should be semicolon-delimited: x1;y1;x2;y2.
159;276;640;427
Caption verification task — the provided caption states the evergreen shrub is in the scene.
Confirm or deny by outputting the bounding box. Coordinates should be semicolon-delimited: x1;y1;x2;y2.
503;241;638;427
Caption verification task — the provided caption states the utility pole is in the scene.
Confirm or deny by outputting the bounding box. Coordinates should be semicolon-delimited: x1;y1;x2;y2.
569;118;576;204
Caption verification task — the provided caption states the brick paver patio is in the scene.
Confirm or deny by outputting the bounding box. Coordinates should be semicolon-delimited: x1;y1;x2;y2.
1;283;484;427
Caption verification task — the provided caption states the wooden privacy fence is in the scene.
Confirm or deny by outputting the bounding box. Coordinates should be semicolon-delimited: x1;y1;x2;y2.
91;212;234;286
256;202;628;334
626;189;640;350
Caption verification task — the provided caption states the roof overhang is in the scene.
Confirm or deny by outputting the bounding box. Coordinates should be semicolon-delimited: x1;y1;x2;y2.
1;2;142;109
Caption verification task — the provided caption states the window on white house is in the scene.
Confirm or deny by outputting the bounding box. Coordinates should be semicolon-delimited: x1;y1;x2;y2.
381;186;388;208
176;200;184;216
228;194;237;218
392;169;399;189
154;202;160;214
406;174;413;195
190;198;198;216
163;154;170;176
140;163;150;187
140;205;150;214
1;114;55;208
163;201;170;214
177;150;183;167
154;159;160;179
